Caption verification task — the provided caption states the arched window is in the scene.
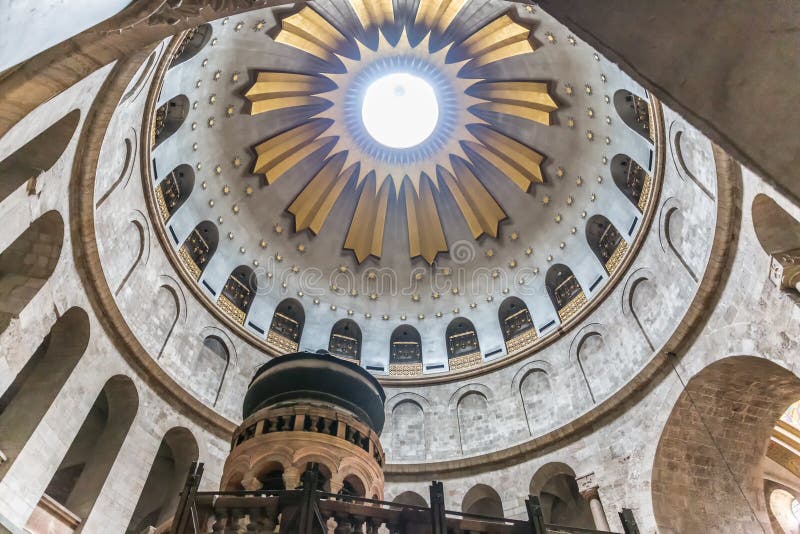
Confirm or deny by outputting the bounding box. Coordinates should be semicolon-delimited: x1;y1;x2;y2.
498;296;536;353
179;221;218;280
389;325;422;376
545;264;586;322
393;491;427;507
268;298;304;352
534;469;595;529
446;317;481;371
0;211;64;333
37;376;137;525
154;164;194;221
340;475;366;498
611;154;652;212
613;89;653;142
328;319;361;362
127;428;198;533
169;24;212;67
0;110;80;205
0;308;89;480
218;266;256;325
153;95;189;147
586;215;627;274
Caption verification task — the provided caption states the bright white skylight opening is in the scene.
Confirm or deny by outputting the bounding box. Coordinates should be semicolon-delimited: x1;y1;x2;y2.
361;72;439;149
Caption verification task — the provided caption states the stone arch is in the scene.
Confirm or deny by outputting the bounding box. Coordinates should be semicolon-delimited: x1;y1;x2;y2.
518;367;554;437
586;214;627;274
652;356;800;533
768;487;800;534
114;211;151;296
0;109;80;204
40;375;138;523
545;264;586;322
393;491;428;507
197;335;230;407
153;283;180;360
530;462;595;529
96;130;136;208
389;324;423;376
169;24;213;68
570;324;612;403
127;427;199;533
154;163;194;221
455;389;491;455
625;271;659;352
328;318;361;362
462;484;503;517
153;95;189;148
268;298;305;352
180;220;218;280
668;121;716;200
0;307;90;480
498;296;535;352
613;89;652;142
611;153;650;212
445;317;481;369
661;200;699;282
219;265;257;325
0;210;64;333
390;400;425;461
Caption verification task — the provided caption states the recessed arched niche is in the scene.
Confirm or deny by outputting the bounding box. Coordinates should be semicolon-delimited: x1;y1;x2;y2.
153;164;194;222
611;154;652;212
268;298;305;352
614;89;653;142
153;95;189;148
218;266;256;325
389;325;422;377
179;221;218;280
328;318;361;362
498;296;536;354
446;317;481;371
586;214;628;274
545;264;586;322
169;24;213;68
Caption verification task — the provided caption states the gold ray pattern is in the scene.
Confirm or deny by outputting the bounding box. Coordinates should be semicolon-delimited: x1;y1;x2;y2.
245;2;559;264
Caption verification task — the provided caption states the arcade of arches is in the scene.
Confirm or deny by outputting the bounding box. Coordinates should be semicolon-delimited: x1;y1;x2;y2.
0;1;798;533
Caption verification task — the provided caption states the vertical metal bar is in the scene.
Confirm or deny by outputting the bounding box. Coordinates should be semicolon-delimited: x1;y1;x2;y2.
297;468;319;534
525;495;547;534
619;508;640;534
172;462;203;534
429;481;447;534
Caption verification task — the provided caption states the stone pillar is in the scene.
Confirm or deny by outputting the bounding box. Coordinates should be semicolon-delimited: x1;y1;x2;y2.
283;466;301;490
577;473;610;531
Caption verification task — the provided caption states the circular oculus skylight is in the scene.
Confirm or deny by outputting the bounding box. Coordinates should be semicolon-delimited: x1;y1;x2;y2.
361;72;439;149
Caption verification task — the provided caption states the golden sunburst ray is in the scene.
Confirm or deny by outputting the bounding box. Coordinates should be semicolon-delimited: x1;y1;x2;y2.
245;0;558;264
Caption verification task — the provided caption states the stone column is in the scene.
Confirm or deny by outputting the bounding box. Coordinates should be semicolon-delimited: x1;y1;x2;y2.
577;473;610;531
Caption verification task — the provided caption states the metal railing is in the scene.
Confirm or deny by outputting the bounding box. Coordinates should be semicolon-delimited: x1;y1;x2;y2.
170;463;639;534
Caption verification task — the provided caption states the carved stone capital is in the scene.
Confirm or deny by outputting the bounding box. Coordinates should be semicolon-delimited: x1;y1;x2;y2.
575;472;600;501
769;249;800;291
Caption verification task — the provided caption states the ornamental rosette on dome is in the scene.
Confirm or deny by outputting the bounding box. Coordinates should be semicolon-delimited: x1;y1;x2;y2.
244;0;558;264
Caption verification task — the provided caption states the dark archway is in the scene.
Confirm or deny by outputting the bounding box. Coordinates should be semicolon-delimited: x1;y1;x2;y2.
328;318;361;362
153;95;189;148
179;221;218;280
169;24;212;68
611;154;651;212
613;89;652;142
446;317;481;370
462;484;503;517
586;214;627;274
154;164;194;221
268;298;305;352
545;264;585;322
389;325;422;376
219;266;256;325
0;110;80;204
498;296;535;353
